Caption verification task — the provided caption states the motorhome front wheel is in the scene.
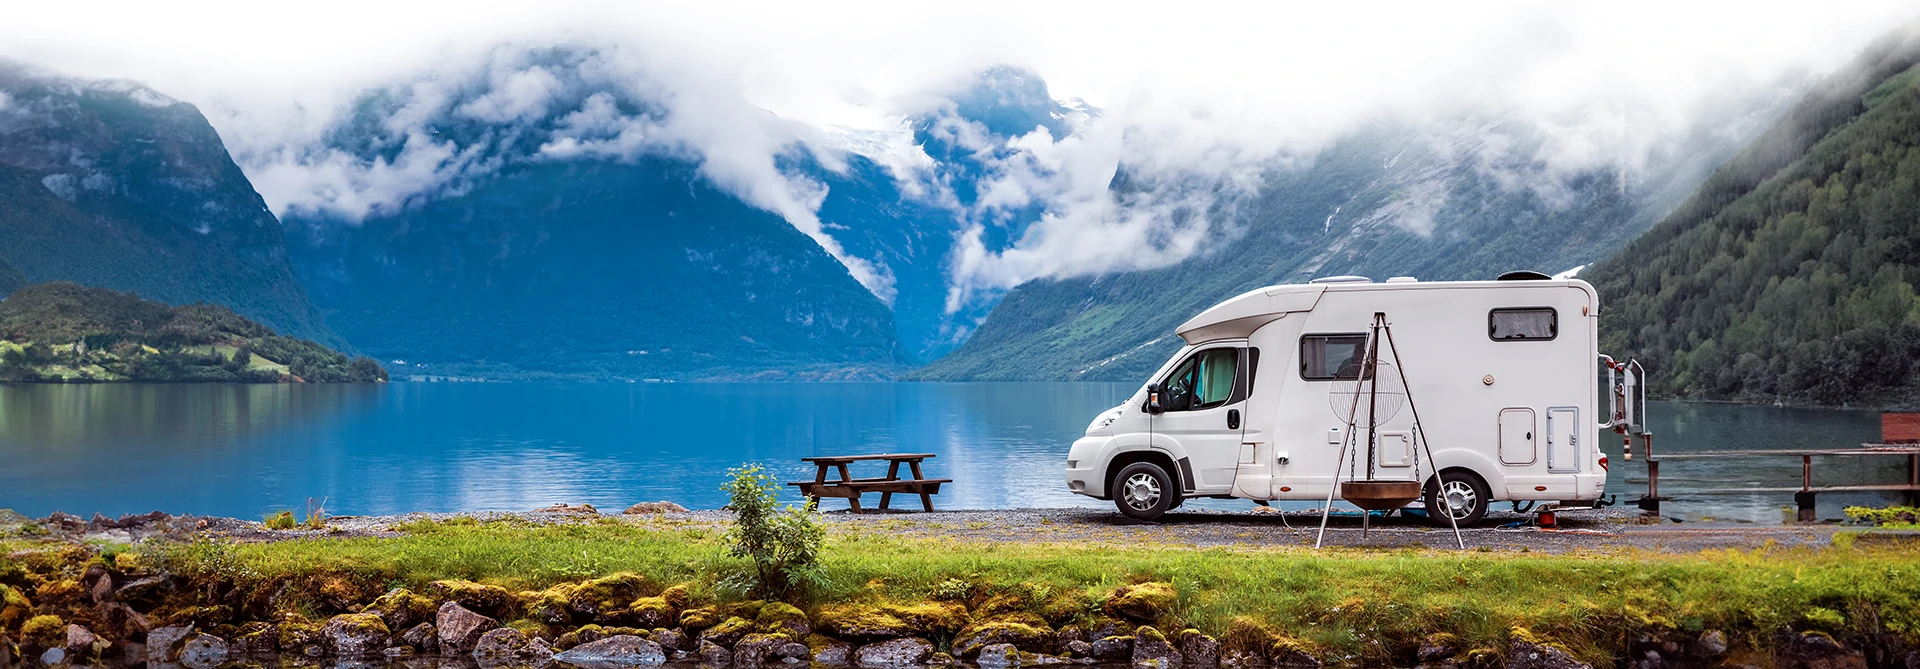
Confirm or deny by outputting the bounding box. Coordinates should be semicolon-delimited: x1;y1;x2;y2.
1113;462;1175;521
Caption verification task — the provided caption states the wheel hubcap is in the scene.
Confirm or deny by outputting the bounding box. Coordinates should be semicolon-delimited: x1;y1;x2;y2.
1123;473;1162;511
1440;480;1476;519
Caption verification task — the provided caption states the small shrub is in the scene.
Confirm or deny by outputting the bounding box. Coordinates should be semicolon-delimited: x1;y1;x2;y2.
264;511;296;530
720;463;827;601
1843;505;1920;527
303;497;328;529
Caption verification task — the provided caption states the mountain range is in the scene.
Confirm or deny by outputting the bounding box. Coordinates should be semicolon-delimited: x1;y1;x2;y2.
2;23;1918;398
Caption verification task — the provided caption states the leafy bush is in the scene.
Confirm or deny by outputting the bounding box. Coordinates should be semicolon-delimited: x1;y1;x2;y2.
1844;505;1920;527
721;464;827;601
263;510;296;530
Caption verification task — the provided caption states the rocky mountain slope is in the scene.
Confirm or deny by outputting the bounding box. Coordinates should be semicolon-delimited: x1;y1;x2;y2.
0;62;338;345
1587;22;1920;405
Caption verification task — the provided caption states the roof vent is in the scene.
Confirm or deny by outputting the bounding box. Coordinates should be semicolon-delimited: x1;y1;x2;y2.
1496;270;1553;281
1309;275;1372;285
1385;276;1418;283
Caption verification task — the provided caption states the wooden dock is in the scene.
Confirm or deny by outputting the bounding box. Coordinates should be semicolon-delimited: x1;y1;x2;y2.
1636;413;1920;520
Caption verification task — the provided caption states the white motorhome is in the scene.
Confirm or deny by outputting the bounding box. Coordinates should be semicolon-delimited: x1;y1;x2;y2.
1066;273;1639;524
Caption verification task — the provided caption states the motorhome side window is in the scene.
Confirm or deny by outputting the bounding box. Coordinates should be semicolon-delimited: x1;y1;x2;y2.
1160;348;1238;411
1489;307;1557;341
1299;334;1370;380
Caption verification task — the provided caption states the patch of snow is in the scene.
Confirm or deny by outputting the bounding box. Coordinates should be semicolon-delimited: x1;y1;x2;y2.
41;173;77;201
1553;265;1586;279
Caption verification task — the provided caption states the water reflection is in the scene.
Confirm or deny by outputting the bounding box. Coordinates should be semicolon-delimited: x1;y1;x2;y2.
0;383;1904;524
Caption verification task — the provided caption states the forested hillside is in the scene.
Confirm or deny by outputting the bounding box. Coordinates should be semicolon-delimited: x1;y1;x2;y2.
0;62;340;346
0;282;385;383
0;256;24;297
1589;24;1920;405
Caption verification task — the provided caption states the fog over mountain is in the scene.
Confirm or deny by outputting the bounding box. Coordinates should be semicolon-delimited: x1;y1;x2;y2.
3;2;1915;376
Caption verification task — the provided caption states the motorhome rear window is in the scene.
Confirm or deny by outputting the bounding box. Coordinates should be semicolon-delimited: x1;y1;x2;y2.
1489;307;1557;341
1299;334;1370;380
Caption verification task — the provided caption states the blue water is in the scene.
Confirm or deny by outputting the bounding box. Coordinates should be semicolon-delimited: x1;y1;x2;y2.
0;383;1902;522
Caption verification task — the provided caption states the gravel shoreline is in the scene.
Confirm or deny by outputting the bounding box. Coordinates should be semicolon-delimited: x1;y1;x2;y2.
26;504;1889;555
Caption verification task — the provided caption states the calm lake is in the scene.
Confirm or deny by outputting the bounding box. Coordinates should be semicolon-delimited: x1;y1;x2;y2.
0;382;1903;523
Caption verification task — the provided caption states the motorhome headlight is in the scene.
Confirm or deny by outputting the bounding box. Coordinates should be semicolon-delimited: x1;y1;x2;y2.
1086;406;1124;434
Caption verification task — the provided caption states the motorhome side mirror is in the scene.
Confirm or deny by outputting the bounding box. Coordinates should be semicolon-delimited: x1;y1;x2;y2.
1145;383;1165;414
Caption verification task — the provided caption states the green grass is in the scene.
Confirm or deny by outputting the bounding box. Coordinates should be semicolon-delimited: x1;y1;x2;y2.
141;517;1920;665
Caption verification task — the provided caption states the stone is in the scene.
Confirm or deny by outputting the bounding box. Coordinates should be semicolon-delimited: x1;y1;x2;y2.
757;602;811;639
652;628;688;652
1268;643;1320;669
809;634;854;667
926;652;956;667
698;616;755;647
177;632;230;669
1105;583;1177;623
1064;640;1094;659
473;627;531;663
777;642;811;660
366;588;439;630
814;603;968;643
954;620;1057;659
1092;636;1134;662
323;613;393;656
63;624;97;655
696;639;731;665
1418;634;1460;663
552;634;667;668
975;643;1073;669
1777;631;1865;669
230;622;277;655
733;633;792;668
82;565;113;604
1178;630;1219;668
401;622;439;653
437;602;501;654
624;502;689;514
38;647;63;666
146;625;195;663
1132;627;1183;668
429;580;519;620
854;638;935;668
1694;630;1728;658
1219;649;1267;669
1508;638;1591;669
534;503;600;514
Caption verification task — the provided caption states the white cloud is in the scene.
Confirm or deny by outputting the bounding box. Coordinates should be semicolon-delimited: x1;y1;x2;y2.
0;0;1913;310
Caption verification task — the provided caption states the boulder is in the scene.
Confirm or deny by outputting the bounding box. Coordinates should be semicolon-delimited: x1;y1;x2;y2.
322;613;392;656
777;641;812;661
401;622;439;653
1268;641;1320;669
1508;637;1591;669
1133;627;1183;668
146;625;195;663
854;638;935;668
1693;630;1728;658
976;643;1072;669
698;616;755;647
1092;636;1134;662
1105;583;1177;623
429;579;519;618
533;503;600;514
733;633;792;668
177;633;230;669
474;627;542;665
275;616;324;654
954;620;1057;659
552;634;667;668
808;634;855;667
696;639;732;665
757;602;811;639
82;564;113;604
815;603;968;643
366;588;439;630
624;502;689;514
437;601;501;654
1063;640;1094;659
1777;631;1865;669
230;622;277;655
680;606;722;632
652;628;688;652
1178;630;1219;668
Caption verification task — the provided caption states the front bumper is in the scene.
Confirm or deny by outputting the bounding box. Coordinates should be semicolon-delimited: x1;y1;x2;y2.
1065;435;1112;498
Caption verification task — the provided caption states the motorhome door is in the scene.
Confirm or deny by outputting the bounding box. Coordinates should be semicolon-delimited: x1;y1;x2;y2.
1152;344;1249;494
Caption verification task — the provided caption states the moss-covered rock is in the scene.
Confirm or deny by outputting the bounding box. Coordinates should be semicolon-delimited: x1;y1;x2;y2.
952;619;1056;659
161;605;234;628
679;606;721;632
1104;582;1176;623
366;588;437;630
629;586;686;630
275;614;324;654
32;579;83;609
698;616;755;647
1268;636;1320;668
429;579;518;619
522;587;575;626
755;602;810;638
0;584;31;630
320;612;391;656
21;614;63;646
814;602;969;643
567;573;651;622
805;633;853;666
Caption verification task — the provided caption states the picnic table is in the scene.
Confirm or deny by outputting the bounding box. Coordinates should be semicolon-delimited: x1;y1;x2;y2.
788;453;949;513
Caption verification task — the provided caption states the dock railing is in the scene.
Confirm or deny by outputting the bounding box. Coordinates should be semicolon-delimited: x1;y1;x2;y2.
1636;413;1920;521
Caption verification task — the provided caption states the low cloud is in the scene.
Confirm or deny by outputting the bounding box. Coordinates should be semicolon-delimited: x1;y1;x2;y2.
1;1;1912;312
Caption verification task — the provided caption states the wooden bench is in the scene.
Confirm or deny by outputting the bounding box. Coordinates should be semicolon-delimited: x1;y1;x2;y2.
788;453;950;513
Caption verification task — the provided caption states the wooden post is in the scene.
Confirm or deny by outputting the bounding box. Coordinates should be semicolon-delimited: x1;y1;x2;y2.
1801;455;1813;491
909;459;935;512
837;462;861;513
879;459;901;510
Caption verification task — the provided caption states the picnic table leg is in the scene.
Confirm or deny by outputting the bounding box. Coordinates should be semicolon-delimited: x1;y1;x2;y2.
807;464;829;511
879;460;901;510
910;460;935;512
836;463;863;513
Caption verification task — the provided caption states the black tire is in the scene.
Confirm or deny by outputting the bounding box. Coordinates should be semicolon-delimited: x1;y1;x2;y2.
1423;469;1491;527
1112;462;1177;521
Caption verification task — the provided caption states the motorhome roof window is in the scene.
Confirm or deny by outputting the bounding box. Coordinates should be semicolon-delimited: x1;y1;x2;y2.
1489;307;1557;341
1299;334;1371;380
1161;348;1239;411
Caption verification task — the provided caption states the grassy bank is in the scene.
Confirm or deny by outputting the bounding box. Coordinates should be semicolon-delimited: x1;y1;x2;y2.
18;516;1898;666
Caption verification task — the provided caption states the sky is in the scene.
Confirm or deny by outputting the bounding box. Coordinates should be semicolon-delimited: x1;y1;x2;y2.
3;1;1916;307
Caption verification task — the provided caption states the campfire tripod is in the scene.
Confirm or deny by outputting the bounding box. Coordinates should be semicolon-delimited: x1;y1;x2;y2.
1314;312;1466;549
